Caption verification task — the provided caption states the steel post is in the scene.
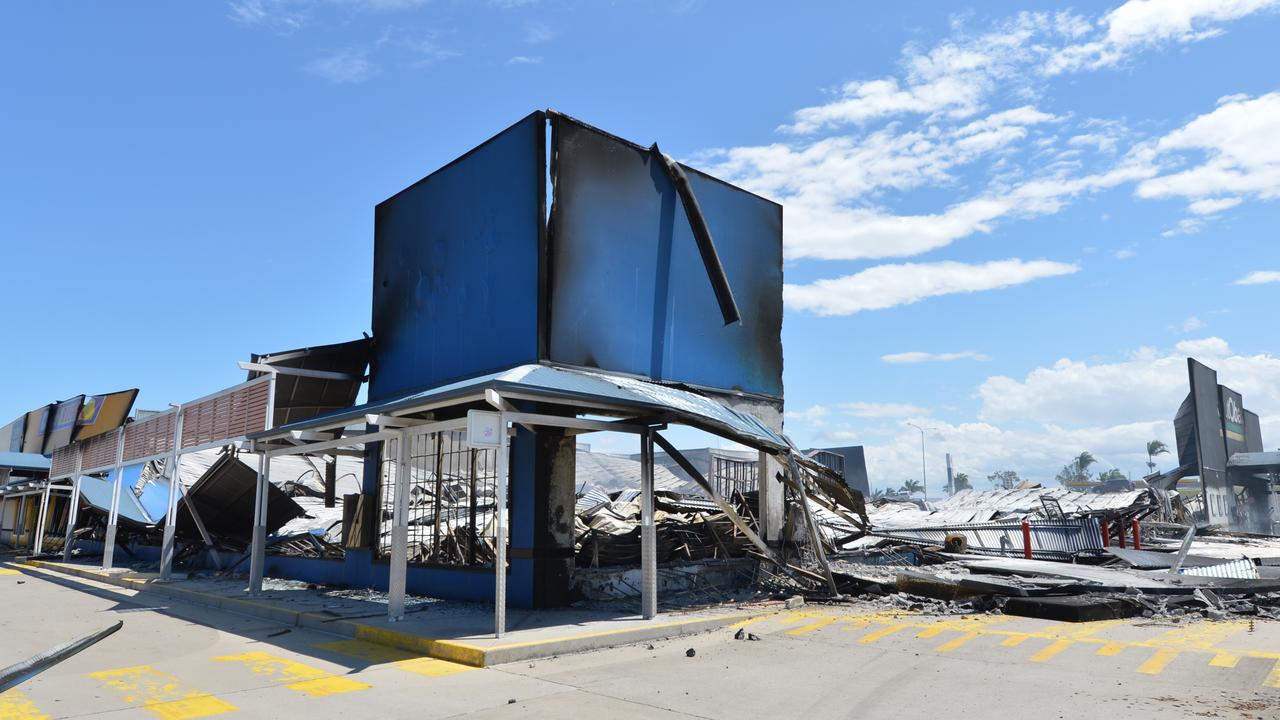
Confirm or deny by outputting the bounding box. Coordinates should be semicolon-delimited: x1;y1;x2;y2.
388;433;410;621
32;482;51;556
101;429;126;570
62;468;83;562
248;454;269;594
159;408;185;581
494;416;509;638
640;430;658;619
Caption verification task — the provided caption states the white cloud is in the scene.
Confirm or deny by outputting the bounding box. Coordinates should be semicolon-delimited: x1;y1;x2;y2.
786;338;1280;490
524;21;555;44
1175;336;1232;356
785;259;1079;316
506;55;542;65
1113;248;1136;260
1180;315;1205;332
838;402;929;418
979;337;1254;425
881;351;991;364
1188;196;1243;214
1235;270;1280;285
305;48;375;83
1138;92;1280;206
1048;0;1280;73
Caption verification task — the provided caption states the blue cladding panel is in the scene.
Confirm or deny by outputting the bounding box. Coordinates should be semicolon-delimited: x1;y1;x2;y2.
370;112;544;401
549;117;783;399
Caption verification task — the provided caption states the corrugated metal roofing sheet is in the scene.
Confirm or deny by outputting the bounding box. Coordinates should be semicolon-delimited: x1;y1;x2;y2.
253;363;787;450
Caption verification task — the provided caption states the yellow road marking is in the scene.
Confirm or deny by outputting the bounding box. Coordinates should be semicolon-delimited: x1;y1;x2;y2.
88;665;236;720
395;657;475;678
787;618;839;636
1138;648;1180;675
0;689;49;720
1031;639;1074;663
0;569;21;575
937;632;980;652
859;624;909;644
763;611;1279;688
313;640;474;678
1265;660;1280;689
214;652;369;697
1209;653;1240;668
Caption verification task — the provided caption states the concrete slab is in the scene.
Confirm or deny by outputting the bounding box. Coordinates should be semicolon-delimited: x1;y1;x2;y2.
17;558;779;667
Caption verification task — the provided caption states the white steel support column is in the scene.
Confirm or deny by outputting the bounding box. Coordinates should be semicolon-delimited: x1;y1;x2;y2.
62;469;83;562
32;482;52;555
388;433;410;621
102;429;127;570
159;408;185;581
493;415;509;638
247;372;277;595
14;494;27;549
248;454;270;594
640;430;657;620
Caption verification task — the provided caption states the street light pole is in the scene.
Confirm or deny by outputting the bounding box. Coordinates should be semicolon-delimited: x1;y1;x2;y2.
906;422;933;502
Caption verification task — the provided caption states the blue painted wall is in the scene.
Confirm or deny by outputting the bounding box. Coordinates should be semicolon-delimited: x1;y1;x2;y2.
369;111;545;402
548;115;784;399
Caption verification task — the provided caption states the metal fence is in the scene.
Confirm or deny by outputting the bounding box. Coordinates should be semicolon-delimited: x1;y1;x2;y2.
870;517;1106;561
377;430;502;566
711;456;758;499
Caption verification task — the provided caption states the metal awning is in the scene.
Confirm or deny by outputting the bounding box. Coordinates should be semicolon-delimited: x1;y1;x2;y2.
250;363;786;451
0;451;52;472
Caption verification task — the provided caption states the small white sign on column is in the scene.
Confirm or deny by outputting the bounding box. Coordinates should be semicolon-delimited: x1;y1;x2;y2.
467;410;503;448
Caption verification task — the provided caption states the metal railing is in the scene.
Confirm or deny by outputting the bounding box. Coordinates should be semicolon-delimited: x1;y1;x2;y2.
870;517;1106;561
377;430;502;566
711;456;758;499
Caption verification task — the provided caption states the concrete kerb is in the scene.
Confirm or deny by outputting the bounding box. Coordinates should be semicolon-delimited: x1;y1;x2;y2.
16;559;775;667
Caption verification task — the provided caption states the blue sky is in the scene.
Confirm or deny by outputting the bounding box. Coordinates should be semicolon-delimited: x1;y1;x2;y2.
3;1;1279;493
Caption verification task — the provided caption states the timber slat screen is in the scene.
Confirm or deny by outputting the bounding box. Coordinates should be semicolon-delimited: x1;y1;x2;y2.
80;429;121;472
377;430;502;566
181;378;270;449
122;412;175;462
51;446;77;477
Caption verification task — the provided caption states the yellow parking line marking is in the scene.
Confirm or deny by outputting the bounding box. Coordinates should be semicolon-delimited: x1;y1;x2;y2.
1138;648;1180;675
1000;635;1029;648
0;569;22;576
88;665;236;720
936;632;980;652
394;657;475;678
1265;660;1280;689
1097;642;1126;657
1209;653;1240;668
859;624;908;644
0;689;49;719
1030;639;1074;663
313;640;474;678
787;618;838;636
214;652;369;697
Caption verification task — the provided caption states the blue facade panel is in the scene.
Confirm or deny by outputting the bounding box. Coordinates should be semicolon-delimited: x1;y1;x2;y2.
369;112;545;401
548;116;783;399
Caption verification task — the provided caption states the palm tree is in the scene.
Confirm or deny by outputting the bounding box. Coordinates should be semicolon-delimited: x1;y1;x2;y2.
1146;440;1170;473
1074;451;1097;475
871;488;888;500
952;473;971;492
900;479;923;496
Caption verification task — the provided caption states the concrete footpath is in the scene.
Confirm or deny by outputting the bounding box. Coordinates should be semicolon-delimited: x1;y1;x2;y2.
17;558;779;667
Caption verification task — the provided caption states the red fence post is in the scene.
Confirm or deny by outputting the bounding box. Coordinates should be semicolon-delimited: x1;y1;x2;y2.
1021;519;1033;559
1117;519;1126;548
1131;519;1141;551
1100;518;1110;548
